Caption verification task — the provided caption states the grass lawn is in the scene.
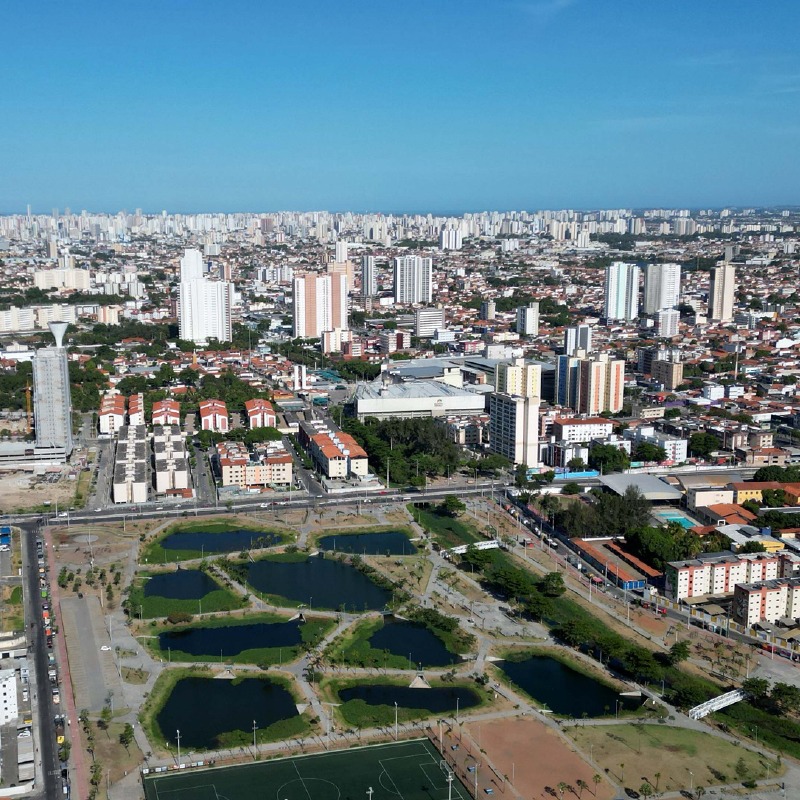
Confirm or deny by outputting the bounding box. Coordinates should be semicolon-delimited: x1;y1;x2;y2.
408;504;480;549
140;519;290;563
142;612;335;665
121;666;149;685
2;584;24;632
126;569;246;619
568;724;781;795
143;739;473;800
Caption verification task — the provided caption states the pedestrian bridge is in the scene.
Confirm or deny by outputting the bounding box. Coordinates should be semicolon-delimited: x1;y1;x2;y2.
445;539;502;557
688;689;747;719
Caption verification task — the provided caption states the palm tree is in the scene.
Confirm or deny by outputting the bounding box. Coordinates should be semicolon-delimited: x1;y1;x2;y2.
576;779;587;798
619;763;625;784
592;774;602;796
653;772;661;793
557;782;567;800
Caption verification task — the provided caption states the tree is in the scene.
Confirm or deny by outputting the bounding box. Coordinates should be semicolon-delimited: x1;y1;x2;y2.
98;704;112;731
524;593;552;622
440;495;466;517
667;640;691;665
541;572;566;597
119;722;134;751
688;432;720;459
770;682;800;713
557;782;567;799
561;481;582;495
738;540;767;553
588;444;630;473
742;677;770;704
592;774;602;795
567;457;586;472
639;783;653;798
632;442;667;463
576;778;588;798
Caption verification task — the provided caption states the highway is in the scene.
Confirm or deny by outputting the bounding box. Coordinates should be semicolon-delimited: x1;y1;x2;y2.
21;521;60;800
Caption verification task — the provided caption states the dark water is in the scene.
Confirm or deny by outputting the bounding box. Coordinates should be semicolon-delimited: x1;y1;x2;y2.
318;531;417;556
498;655;639;717
144;570;220;600
157;677;298;749
159;529;282;553
338;684;480;713
246;556;392;611
158;619;305;658
368;618;456;667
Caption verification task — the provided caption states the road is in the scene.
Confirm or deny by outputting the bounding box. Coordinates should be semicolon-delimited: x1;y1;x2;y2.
21;521;60;800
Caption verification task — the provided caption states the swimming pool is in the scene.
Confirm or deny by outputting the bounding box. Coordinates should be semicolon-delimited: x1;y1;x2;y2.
654;510;696;529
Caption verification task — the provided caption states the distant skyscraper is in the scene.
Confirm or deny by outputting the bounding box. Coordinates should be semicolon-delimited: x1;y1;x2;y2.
33;322;73;459
178;248;233;344
362;256;377;298
643;262;681;314
604;262;640;321
709;262;736;322
564;324;592;356
488;393;539;467
656;308;680;338
335;240;349;262
516;302;540;336
293;273;347;338
439;227;463;251
394;256;432;304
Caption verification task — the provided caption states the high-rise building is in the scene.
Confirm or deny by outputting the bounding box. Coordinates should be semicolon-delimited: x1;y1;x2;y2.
642;262;681;314
604;262;640;321
293;273;348;338
362;256;377;298
480;300;496;321
394;256;432;304
32;322;73;459
516;302;540;336
414;307;446;337
564;324;592;356
709;262;736;322
656;308;680;338
652;360;684;391
555;354;581;408
496;358;541;397
439;227;463;250
489;393;540;467
335;241;349;262
178;248;233;344
577;352;624;415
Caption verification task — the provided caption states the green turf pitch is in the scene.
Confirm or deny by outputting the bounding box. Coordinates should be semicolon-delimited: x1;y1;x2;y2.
143;739;472;800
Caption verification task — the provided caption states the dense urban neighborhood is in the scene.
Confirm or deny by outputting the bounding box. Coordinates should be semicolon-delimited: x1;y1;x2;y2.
1;208;800;800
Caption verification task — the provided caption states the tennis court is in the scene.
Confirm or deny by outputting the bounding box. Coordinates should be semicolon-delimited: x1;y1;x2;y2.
143;739;472;800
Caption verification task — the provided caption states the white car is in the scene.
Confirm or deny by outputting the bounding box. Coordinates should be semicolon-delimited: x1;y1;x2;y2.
260;503;271;508
100;645;111;652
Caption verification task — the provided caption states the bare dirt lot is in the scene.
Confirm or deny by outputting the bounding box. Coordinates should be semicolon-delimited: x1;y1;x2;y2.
463;716;616;799
0;470;77;513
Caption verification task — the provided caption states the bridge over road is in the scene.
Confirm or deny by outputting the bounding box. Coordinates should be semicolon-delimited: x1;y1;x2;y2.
688;689;747;719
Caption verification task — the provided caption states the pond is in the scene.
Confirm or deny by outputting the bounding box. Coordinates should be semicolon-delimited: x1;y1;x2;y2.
158;619;305;659
159;529;283;555
144;569;220;600
317;530;417;556
246;556;392;611
368;618;457;668
337;683;480;714
497;654;639;717
156;677;298;749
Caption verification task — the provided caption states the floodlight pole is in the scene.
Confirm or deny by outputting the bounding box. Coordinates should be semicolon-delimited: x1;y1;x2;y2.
252;719;257;750
176;729;181;766
394;701;398;741
448;772;453;800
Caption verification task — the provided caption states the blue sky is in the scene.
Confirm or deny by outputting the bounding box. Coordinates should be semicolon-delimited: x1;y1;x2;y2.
1;0;799;212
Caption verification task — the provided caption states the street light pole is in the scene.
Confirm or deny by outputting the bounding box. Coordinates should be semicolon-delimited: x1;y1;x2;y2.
176;729;181;766
394;702;398;741
252;719;257;750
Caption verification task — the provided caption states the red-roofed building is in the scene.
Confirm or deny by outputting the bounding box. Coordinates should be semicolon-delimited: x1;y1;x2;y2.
244;398;277;429
99;394;126;436
199;399;229;433
152;399;181;426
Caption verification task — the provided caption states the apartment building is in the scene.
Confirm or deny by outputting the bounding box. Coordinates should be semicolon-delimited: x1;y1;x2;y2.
152;399;181;426
128;393;145;426
666;552;782;600
99;393;126;436
245;398;277;429
216;440;293;489
552;417;613;443
112;425;148;504
733;578;800;626
153;425;190;495
199;399;229;433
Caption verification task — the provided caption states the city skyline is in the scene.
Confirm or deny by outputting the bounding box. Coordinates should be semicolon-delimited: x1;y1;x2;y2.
2;1;799;211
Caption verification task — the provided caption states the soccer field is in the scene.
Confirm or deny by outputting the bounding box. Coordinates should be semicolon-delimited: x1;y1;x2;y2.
143;739;472;800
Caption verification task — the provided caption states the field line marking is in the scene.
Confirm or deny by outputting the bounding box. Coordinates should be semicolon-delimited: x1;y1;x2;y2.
293;759;314;800
379;758;407;800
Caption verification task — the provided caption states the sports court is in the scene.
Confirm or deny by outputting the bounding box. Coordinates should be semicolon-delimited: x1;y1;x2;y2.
143;739;472;800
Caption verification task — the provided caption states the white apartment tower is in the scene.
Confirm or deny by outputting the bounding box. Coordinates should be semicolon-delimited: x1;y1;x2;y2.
32;321;73;459
489;393;540;467
394;256;432;304
709;262;737;323
178;248;233;344
362;256;377;298
516;302;540;336
604;262;640;321
643;262;681;314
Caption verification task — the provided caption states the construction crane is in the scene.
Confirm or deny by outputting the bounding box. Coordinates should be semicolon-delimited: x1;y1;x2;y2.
25;382;32;435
